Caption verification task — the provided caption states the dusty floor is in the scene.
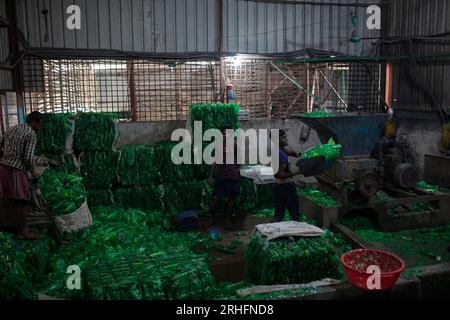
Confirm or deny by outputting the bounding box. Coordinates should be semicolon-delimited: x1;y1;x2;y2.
197;210;272;283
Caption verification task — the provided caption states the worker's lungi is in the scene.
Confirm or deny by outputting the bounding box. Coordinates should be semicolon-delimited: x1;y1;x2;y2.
0;165;31;201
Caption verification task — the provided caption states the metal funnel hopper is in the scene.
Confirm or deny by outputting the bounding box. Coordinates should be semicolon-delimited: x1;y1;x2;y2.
293;112;389;157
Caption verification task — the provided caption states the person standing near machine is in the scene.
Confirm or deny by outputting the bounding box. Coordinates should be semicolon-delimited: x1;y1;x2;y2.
0;112;43;240
209;125;241;229
272;129;302;222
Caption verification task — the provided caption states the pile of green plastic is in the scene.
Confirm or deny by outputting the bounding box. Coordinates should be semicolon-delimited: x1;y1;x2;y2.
300;138;341;161
153;141;193;183
39;169;86;216
117;145;156;186
340;217;450;268
74;113;118;151
113;186;163;212
302;112;336;118
416;181;450;193
298;186;337;207
38;206;213;300
80;151;119;189
36;113;73;155
190;103;240;133
84;250;213;300
0;232;55;300
86;189;114;207
245;231;341;285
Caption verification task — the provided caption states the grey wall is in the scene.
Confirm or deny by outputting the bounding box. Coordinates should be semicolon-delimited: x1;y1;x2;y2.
15;0;379;55
116;119;321;158
396;116;443;177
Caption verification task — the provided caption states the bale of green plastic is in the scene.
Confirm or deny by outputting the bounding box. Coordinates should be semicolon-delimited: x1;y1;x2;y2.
245;231;341;285
153;141;193;183
300;138;341;161
86;189;115;208
36;113;73;155
256;184;273;207
80;151;119;189
74;113;118;151
190;103;240;133
42;153;79;175
39;168;86;216
38;206;211;300
161;181;205;214
113;186;163;212
117;145;156;186
239;178;257;210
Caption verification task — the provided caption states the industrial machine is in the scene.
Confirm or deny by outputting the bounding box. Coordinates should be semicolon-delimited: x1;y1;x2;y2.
293;113;450;231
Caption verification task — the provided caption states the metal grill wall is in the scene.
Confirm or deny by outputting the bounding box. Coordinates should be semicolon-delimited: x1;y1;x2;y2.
23;56;381;121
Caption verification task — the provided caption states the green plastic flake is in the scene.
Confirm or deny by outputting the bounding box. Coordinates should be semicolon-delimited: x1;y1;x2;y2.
80;151;119;189
251;207;274;218
245;231;341;285
340;218;450;268
36;113;73;154
298;186;337;208
117;145;156;186
416;181;450;193
74;113;118;152
300;138;342;161
39;168;86;216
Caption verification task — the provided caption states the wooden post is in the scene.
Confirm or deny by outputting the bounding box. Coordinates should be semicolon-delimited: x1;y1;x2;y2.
127;59;137;121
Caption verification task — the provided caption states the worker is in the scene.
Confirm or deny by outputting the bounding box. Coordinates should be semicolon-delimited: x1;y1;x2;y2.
0;112;43;240
272;129;302;222
208;125;240;230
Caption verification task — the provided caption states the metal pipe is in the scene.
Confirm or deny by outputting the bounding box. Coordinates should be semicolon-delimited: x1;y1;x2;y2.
240;0;385;7
318;70;348;111
270;62;322;104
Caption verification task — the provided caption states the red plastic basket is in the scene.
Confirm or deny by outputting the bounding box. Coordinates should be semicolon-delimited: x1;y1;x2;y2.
341;249;405;290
